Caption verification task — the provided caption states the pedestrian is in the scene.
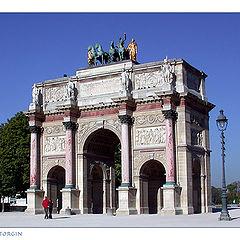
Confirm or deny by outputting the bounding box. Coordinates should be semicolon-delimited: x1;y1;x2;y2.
48;199;53;219
42;196;50;219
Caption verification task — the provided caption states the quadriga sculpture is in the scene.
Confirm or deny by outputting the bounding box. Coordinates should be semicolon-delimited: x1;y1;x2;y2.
87;34;136;67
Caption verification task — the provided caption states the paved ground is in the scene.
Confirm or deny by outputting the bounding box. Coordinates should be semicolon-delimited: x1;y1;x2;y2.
0;208;240;228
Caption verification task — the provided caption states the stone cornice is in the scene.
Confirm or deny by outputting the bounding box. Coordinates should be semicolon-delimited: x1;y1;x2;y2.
179;92;215;113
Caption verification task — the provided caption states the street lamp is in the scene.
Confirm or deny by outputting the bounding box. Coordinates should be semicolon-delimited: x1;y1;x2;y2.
216;109;231;221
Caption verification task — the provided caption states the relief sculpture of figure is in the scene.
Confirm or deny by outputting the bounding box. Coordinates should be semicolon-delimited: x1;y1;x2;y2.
127;38;138;61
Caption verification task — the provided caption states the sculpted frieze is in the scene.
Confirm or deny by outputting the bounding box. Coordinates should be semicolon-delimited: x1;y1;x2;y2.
45;86;66;103
134;113;165;126
135;126;166;146
44;125;66;135
134;59;175;90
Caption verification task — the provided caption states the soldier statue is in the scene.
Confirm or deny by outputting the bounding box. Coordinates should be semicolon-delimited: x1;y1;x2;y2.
127;38;138;61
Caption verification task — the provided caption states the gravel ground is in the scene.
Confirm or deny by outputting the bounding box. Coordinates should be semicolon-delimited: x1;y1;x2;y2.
0;208;239;228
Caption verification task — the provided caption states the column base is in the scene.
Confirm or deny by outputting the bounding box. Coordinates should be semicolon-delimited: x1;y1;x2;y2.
116;186;137;216
60;188;80;215
219;211;231;221
25;189;45;215
160;183;183;216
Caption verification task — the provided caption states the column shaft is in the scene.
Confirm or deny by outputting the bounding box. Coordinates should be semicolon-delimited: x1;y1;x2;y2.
165;118;175;183
63;121;76;188
29;126;41;189
118;115;132;187
121;123;130;185
30;132;38;188
163;110;177;184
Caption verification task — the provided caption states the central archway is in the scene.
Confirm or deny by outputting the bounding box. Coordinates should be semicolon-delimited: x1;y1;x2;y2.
83;128;121;214
140;160;166;214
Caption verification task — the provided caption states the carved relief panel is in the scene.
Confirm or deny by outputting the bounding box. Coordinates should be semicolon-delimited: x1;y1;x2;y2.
134;112;166;148
43;125;66;156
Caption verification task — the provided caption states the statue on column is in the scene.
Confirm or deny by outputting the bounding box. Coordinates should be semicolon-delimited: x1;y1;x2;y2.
120;68;132;96
66;79;75;101
32;84;39;105
161;56;174;83
127;38;138;61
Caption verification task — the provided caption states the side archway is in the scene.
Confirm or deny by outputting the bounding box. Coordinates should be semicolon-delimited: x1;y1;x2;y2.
192;158;201;213
47;165;65;213
139;160;166;214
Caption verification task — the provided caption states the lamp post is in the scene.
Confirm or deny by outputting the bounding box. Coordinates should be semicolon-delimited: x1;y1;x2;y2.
216;109;231;221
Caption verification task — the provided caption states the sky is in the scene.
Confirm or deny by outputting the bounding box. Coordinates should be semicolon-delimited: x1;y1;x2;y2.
0;12;239;187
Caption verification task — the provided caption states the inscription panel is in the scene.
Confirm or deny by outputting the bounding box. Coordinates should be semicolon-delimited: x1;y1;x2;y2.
79;77;120;97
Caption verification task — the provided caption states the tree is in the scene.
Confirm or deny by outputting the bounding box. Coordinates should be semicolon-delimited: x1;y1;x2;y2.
211;186;222;204
0;112;30;211
227;181;240;204
114;143;121;188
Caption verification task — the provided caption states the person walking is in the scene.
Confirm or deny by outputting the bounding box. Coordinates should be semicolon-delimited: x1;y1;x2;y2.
48;199;53;219
42;196;50;219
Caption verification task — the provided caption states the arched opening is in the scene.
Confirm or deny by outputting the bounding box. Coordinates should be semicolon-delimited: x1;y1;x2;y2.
90;165;103;214
140;160;166;214
192;159;201;213
83;128;121;214
47;166;65;213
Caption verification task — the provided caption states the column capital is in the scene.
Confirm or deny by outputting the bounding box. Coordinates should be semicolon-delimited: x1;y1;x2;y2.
118;115;133;125
162;109;178;121
29;126;41;134
63;121;76;130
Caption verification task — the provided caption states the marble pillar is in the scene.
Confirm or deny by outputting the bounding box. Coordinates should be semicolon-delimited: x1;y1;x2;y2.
116;115;137;215
61;121;80;214
25;125;44;215
29;126;41;189
161;110;182;215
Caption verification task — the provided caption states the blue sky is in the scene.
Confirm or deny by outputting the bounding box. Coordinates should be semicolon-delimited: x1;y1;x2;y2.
0;13;239;187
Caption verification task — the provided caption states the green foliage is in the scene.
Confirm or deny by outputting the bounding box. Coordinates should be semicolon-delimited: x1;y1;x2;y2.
227;181;240;204
114;143;121;188
211;186;222;204
0;112;30;199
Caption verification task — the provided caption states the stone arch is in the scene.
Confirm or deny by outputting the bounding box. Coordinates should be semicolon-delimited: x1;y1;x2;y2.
78;121;121;154
82;128;121;214
135;152;167;178
47;165;65;213
139;160;166;214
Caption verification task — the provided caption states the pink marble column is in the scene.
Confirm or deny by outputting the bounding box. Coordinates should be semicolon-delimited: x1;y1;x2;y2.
29;126;41;189
118;115;132;187
163;110;178;184
63;121;76;188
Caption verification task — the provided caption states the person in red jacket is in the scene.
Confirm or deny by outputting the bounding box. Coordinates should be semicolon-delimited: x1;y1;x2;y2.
42;196;50;219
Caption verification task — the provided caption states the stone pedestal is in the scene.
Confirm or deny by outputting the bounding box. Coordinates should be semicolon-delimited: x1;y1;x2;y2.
161;184;182;215
60;188;80;215
25;189;45;215
116;187;137;215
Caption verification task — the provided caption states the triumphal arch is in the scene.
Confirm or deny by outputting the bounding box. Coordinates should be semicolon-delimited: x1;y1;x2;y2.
24;38;214;215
